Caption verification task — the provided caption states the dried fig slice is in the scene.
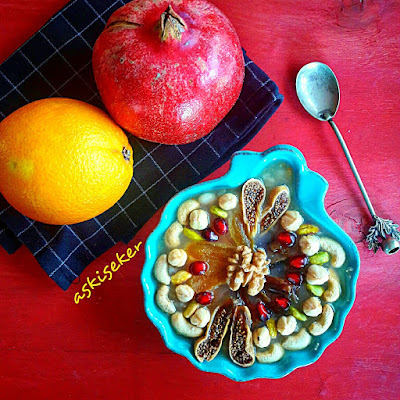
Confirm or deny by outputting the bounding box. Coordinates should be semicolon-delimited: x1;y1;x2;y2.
229;305;255;367
194;300;234;362
241;178;266;238
260;185;290;233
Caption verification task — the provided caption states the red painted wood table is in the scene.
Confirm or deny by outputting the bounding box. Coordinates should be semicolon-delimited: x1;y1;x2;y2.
0;1;399;399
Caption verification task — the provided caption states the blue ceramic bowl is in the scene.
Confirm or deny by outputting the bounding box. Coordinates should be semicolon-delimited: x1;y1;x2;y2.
141;145;360;381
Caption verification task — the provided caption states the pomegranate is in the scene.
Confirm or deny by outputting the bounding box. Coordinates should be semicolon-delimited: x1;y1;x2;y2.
202;228;218;242
277;231;296;247
289;255;309;269
92;0;245;145
189;261;208;275
195;291;214;305
213;217;228;235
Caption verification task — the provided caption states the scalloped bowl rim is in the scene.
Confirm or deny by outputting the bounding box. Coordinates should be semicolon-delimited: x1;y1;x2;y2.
141;145;360;381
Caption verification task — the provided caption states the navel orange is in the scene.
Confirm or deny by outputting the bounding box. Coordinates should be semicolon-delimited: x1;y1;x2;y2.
0;98;134;225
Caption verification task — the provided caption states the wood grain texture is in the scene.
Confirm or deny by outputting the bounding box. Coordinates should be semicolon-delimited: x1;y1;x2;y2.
0;0;399;399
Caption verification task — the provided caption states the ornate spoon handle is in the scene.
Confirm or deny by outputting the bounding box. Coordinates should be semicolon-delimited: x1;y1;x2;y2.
328;120;400;254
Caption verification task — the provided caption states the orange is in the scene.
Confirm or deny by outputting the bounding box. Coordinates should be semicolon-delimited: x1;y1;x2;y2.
0;98;134;225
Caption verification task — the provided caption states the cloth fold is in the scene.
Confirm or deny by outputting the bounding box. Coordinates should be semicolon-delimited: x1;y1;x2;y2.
0;0;283;290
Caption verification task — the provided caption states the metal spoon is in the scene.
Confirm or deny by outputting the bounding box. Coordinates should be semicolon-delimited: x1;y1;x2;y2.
296;62;400;254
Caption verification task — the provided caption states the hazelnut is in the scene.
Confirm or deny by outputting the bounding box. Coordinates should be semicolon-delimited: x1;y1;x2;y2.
253;326;271;348
175;284;194;303
167;249;187;267
277;315;297;336
189;209;209;230
281;210;304;232
190;307;211;328
218;193;238;211
303;297;323;317
306;264;329;285
299;235;320;256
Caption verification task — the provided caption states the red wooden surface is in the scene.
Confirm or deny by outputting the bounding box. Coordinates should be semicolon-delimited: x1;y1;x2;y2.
0;1;399;399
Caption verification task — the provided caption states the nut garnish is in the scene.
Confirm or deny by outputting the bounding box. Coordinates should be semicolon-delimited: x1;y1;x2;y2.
260;185;290;233
226;245;270;296
241;178;266;238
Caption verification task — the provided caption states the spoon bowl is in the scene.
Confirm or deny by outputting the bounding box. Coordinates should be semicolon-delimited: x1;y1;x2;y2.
296;62;340;121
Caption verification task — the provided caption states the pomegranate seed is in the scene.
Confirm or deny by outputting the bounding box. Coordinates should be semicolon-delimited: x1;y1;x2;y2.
257;302;271;321
286;272;303;286
202;228;218;242
277;232;296;247
275;296;290;310
289;255;309;269
213;218;228;235
195;291;214;305
189;261;208;275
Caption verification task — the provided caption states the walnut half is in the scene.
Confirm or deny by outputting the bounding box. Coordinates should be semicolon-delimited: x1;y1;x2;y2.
226;246;270;296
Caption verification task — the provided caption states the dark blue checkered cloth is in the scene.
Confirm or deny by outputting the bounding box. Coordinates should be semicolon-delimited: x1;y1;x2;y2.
0;0;283;290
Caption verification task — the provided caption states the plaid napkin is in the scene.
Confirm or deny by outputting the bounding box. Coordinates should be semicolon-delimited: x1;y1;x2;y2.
0;0;283;290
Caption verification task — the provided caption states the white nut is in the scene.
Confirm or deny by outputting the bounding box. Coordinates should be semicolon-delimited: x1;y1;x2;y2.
164;221;183;248
218;193;238;211
177;199;200;225
155;285;176;314
190;307;211;328
282;328;312;351
319;237;346;268
256;343;285;363
302;297;323;317
154;254;170;285
281;210;304;232
175;284;195;303
189;209;209;230
299;235;320;256
167;249;187;267
306;264;329;285
198;192;216;205
253;326;271;348
277;315;297;336
309;304;334;336
171;312;204;337
323;268;341;302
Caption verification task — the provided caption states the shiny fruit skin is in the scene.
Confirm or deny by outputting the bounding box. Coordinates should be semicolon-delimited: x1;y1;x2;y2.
92;0;245;145
189;261;208;275
202;228;218;242
0;98;133;225
277;231;296;247
289;255;309;269
214;217;228;235
195;291;214;305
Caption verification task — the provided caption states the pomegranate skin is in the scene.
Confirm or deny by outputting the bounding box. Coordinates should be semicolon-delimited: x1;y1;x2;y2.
92;0;245;145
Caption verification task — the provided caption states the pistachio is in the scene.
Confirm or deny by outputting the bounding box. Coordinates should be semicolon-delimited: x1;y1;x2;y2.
210;205;228;219
171;270;192;285
183;300;200;318
183;227;203;241
266;318;277;338
309;251;330;265
289;306;307;321
306;283;325;297
297;224;319;235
